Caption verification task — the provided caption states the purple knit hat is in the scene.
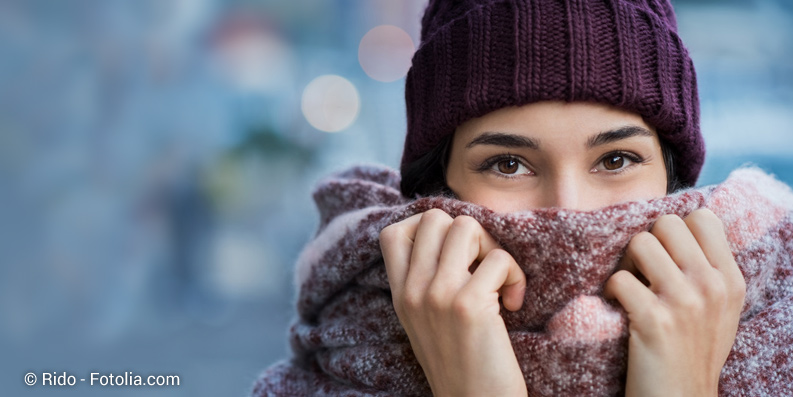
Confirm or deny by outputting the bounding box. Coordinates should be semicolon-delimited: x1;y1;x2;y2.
402;0;704;187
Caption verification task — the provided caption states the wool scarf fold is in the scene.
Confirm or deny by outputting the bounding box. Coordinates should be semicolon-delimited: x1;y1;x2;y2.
252;165;793;396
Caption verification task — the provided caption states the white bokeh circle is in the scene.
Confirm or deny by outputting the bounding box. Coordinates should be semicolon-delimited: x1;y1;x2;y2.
301;75;360;133
358;25;415;82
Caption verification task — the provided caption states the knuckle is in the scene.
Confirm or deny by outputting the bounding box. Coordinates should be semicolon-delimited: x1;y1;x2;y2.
452;215;488;247
425;288;448;311
653;312;675;333
379;224;396;242
694;207;718;219
687;208;723;228
637;306;673;333
608;269;631;288
451;214;480;230
422;208;452;223
400;289;424;312
450;294;476;322
654;214;685;231
629;231;656;250
484;248;512;264
678;293;706;315
703;279;728;303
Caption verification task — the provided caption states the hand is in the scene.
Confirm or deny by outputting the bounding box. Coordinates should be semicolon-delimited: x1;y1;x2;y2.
604;209;746;397
379;209;528;397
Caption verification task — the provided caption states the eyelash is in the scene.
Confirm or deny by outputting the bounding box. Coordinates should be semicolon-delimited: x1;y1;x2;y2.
476;154;532;179
594;151;647;174
476;151;647;179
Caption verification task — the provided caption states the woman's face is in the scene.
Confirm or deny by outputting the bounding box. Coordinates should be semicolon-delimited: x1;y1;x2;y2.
446;101;667;213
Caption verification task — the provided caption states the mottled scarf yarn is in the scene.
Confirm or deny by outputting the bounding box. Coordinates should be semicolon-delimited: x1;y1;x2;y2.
253;165;793;396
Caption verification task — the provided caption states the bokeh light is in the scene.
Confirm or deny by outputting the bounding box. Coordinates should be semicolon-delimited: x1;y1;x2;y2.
301;75;360;132
358;25;415;82
208;12;293;93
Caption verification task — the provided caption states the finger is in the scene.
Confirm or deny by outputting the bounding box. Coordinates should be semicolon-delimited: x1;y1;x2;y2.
380;213;423;295
650;215;712;277
684;209;746;295
434;215;501;291
461;249;526;312
623;231;686;294
405;209;454;292
616;253;649;287
684;209;738;273
603;270;657;315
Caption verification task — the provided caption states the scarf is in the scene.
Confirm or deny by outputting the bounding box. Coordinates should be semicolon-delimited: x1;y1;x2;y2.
252;165;793;396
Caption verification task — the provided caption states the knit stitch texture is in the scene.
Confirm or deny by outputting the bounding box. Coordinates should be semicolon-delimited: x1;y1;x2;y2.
252;166;793;396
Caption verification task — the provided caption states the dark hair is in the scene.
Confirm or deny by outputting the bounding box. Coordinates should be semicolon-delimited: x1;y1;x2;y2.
400;134;455;199
400;136;684;199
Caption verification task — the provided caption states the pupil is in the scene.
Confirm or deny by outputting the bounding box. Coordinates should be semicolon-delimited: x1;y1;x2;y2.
605;156;624;170
498;159;519;174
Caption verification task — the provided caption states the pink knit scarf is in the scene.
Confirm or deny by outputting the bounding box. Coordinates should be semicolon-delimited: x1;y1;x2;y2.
253;166;793;396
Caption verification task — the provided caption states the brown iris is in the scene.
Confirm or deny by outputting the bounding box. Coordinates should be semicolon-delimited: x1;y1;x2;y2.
497;159;520;174
603;155;625;170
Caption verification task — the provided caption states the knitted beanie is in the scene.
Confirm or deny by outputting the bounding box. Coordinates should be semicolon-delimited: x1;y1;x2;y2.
402;0;704;188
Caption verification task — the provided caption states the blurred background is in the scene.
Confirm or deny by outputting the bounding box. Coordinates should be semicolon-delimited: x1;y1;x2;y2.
1;0;791;395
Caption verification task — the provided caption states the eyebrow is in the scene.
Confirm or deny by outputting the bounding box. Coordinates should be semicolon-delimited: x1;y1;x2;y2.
586;125;654;148
465;132;539;149
465;125;653;150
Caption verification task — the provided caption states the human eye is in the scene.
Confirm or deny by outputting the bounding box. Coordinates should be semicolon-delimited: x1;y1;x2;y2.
477;154;533;179
593;151;646;174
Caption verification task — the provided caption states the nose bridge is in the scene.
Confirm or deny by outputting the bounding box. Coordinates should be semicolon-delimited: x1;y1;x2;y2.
546;170;582;210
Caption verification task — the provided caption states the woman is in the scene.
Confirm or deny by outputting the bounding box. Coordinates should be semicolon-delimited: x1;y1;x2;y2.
382;1;742;393
254;0;793;395
383;104;744;396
